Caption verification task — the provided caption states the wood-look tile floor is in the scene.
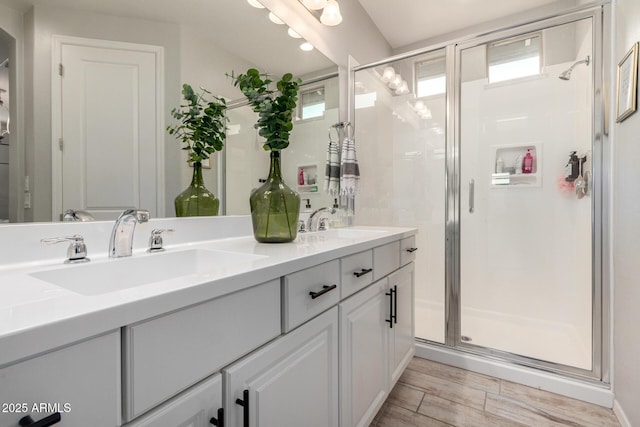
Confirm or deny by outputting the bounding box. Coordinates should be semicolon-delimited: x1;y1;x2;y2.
372;358;620;427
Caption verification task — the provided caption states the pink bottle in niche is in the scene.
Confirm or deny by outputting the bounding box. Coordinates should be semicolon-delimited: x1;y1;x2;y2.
522;149;534;174
298;168;305;185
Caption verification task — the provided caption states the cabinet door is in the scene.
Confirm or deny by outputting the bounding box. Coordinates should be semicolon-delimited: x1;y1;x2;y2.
0;332;120;427
127;374;222;427
339;279;389;427
388;262;416;387
224;308;339;427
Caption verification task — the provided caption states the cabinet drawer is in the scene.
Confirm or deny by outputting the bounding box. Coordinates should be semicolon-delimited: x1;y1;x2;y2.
0;332;121;427
124;279;280;421
283;259;340;332
341;249;374;299
373;241;400;281
400;236;418;266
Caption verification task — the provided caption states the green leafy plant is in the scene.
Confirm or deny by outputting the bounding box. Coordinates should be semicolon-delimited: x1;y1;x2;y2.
167;83;227;164
230;68;301;151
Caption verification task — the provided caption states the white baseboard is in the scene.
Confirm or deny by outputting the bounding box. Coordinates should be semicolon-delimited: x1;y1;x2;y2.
613;400;632;427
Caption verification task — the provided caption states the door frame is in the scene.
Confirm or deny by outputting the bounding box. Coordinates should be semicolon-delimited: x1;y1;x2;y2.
447;7;608;382
51;35;165;221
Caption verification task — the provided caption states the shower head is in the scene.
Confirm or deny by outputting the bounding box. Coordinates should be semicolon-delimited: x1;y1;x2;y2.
559;56;590;80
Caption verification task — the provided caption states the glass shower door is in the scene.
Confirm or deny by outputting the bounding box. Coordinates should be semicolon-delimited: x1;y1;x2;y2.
458;18;594;371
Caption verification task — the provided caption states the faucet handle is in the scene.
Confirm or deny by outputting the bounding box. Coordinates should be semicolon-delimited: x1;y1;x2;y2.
41;234;90;264
148;229;174;252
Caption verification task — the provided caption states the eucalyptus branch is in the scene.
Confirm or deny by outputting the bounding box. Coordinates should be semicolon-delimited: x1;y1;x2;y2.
228;68;301;151
167;83;228;164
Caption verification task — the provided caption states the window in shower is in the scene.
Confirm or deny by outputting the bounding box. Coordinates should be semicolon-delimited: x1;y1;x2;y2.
298;86;325;120
487;34;541;83
416;57;446;97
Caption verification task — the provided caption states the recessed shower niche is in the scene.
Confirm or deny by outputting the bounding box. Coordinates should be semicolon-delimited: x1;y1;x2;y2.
490;143;542;187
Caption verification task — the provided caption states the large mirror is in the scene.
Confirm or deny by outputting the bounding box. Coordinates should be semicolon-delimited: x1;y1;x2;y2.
0;0;337;223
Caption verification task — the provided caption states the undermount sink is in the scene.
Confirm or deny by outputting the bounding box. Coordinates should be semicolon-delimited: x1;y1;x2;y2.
30;249;267;296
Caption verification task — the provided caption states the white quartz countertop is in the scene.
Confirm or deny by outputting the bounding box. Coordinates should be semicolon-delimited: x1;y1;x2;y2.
0;224;416;367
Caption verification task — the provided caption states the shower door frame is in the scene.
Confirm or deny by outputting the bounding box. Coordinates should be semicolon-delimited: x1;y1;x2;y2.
446;7;608;382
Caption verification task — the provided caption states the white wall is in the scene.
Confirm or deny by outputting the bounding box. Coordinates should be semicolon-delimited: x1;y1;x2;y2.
613;0;640;425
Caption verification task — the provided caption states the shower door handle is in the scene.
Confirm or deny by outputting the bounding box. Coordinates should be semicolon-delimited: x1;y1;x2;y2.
469;179;475;213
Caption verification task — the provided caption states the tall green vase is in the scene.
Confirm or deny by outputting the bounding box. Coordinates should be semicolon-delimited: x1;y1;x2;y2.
250;151;300;243
175;162;219;217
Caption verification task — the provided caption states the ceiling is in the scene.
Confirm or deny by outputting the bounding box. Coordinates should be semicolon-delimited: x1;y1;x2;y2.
356;0;572;49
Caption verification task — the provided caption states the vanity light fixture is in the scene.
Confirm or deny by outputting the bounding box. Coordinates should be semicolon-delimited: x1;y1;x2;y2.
300;42;314;51
378;66;410;95
247;0;265;8
302;0;328;10
320;0;342;26
268;12;285;25
288;28;302;38
299;0;342;27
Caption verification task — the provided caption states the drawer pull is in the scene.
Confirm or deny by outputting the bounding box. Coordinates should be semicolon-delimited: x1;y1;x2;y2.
406;247;418;253
309;284;337;299
353;268;373;278
235;389;249;427
19;413;61;427
210;408;224;426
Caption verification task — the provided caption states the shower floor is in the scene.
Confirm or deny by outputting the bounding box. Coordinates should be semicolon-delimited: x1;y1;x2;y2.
415;299;591;370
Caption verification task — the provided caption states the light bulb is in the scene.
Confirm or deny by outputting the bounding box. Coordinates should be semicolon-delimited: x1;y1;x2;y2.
395;81;408;95
414;100;425;111
302;0;328;10
268;12;285;25
320;0;342;26
389;73;402;89
381;66;395;83
300;42;314;51
288;28;302;38
247;0;265;8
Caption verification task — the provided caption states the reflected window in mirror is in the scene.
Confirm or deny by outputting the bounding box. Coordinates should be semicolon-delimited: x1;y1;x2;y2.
487;33;541;83
415;57;446;98
298;86;325;120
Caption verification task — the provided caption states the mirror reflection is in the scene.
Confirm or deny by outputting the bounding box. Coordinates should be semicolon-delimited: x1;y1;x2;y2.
0;0;337;223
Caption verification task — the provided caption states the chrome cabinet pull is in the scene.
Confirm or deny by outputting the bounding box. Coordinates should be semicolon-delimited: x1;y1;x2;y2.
309;284;337;299
469;179;475;213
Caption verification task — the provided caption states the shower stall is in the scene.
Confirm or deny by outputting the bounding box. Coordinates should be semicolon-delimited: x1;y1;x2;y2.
352;5;608;394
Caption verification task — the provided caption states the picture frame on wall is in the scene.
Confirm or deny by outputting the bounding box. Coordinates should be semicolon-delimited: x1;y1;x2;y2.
616;42;639;123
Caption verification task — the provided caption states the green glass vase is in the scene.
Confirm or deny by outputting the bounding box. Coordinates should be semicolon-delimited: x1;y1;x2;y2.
174;162;219;217
250;151;300;243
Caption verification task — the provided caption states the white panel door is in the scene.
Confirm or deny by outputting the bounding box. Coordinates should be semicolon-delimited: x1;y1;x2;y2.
126;373;223;427
224;308;339;427
55;37;163;220
339;279;389;427
388;263;415;387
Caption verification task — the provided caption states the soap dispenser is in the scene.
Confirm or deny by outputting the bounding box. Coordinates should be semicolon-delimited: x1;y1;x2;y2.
565;151;579;182
298;199;312;233
522;149;534;174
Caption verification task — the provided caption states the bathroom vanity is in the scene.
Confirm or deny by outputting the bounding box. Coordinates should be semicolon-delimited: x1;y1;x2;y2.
0;217;416;427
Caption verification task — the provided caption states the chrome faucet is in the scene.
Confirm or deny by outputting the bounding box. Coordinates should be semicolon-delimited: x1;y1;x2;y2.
109;209;150;258
307;207;337;232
